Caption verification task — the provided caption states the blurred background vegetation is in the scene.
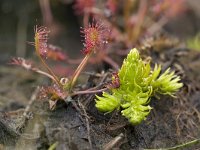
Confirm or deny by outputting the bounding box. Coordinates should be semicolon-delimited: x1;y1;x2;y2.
0;0;200;65
0;0;82;65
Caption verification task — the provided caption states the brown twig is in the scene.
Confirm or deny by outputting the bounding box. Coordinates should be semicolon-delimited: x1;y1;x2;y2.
103;133;125;150
78;101;93;150
23;87;40;117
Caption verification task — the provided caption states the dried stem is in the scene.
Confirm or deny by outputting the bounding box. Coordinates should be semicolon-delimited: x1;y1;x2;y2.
103;133;124;150
23;87;40;117
78;101;93;149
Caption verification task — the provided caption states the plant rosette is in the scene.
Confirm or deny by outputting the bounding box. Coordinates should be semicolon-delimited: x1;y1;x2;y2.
96;48;183;125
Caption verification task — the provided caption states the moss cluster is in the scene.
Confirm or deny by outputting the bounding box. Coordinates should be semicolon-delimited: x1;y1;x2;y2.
96;48;183;125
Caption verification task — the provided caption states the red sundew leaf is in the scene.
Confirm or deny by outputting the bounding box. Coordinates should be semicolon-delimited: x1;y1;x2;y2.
34;25;50;58
39;84;67;101
107;72;120;89
81;41;94;55
32;34;68;61
81;20;110;55
47;44;68;61
39;84;67;110
9;57;34;70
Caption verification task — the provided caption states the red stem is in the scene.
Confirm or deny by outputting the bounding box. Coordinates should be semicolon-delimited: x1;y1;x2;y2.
71;88;107;96
70;53;92;90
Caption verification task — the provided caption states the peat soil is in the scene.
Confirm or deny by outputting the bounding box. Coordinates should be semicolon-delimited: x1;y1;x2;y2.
0;43;200;150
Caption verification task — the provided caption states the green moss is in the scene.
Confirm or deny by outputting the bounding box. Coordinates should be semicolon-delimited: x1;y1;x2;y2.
95;48;183;125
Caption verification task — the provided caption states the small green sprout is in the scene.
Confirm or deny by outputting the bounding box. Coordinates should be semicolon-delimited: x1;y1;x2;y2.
95;48;183;125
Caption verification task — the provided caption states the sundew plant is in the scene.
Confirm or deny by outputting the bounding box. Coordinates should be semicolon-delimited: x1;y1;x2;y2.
10;20;109;109
96;48;183;125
